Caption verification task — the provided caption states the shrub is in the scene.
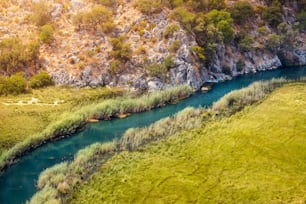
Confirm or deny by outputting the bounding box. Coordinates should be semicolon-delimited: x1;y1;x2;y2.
265;34;281;52
236;60;245;72
110;36;132;62
0;38;40;73
6;73;27;95
29;71;54;89
164;56;175;69
164;24;180;38
206;10;234;43
222;66;232;75
171;7;195;32
296;10;306;31
73;5;114;33
135;0;163;14
262;0;283;28
0;76;7;96
39;24;54;44
170;40;180;52
191;45;206;61
148;63;167;79
110;60;121;75
239;34;254;52
230;1;254;25
31;1;51;27
217;20;234;43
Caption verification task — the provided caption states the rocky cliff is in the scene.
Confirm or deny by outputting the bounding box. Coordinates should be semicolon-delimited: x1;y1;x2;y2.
0;0;305;90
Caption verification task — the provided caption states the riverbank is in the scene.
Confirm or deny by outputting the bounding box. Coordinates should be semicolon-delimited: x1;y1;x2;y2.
0;85;193;173
29;78;305;203
68;82;306;203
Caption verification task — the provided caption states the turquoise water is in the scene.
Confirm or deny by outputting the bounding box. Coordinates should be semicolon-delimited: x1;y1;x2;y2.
0;66;305;204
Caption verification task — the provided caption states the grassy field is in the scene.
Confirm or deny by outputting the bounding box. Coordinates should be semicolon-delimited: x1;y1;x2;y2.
69;83;306;203
0;86;123;155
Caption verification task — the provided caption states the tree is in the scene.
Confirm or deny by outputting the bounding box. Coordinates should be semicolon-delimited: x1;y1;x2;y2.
263;0;283;28
230;1;254;24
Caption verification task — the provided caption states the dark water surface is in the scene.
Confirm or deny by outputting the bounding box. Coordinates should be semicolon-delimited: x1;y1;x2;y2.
0;66;305;204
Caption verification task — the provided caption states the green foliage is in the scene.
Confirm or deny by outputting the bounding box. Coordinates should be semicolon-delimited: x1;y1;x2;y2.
216;20;234;43
29;71;54;89
73;5;114;33
110;36;132;62
222;66;231;75
164;56;175;69
296;10;306;31
171;7;195;32
135;0;163;14
31;1;51;27
110;60;121;75
262;0;283;28
39;24;54;44
229;1;254;24
277;22;298;50
148;57;175;79
206;10;234;43
191;45;206;61
148;63;167;79
163;24;180;38
265;34;281;52
5;73;27;95
0;38;40;73
170;40;180;52
238;34;254;52
236;60;245;72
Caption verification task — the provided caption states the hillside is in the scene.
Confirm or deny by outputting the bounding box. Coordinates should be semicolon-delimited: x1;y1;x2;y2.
0;0;306;90
68;82;306;203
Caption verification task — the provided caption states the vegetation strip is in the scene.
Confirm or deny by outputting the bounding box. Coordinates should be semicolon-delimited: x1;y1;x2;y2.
29;78;298;204
0;85;192;173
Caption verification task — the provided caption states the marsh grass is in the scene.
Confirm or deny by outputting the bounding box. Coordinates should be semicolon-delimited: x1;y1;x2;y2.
0;85;192;172
28;79;302;204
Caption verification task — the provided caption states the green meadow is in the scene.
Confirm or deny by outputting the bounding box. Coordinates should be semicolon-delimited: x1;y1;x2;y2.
69;83;306;203
0;86;123;155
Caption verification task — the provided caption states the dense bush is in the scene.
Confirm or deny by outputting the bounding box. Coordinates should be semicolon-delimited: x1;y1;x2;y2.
236;60;245;72
262;0;283;28
296;10;306;31
29;71;54;89
206;10;234;43
39;24;54;44
191;45;206;61
31;1;51;27
135;0;163;14
73;5;115;33
110;36;132;62
265;34;281;52
148;57;175;79
96;0;117;7
171;7;195;32
229;1;254;24
0;38;40;73
6;73;27;95
163;24;180;38
238;34;254;52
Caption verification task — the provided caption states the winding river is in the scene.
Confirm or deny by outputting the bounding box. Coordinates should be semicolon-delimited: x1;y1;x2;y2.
0;66;305;204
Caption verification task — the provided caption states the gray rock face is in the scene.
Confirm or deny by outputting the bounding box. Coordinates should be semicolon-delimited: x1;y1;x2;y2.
51;3;63;18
